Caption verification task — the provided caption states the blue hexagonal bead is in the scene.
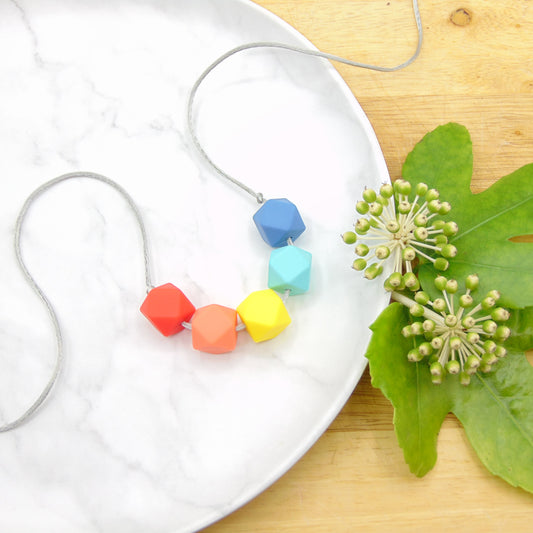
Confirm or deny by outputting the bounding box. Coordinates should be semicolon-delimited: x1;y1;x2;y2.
268;245;312;295
253;198;306;248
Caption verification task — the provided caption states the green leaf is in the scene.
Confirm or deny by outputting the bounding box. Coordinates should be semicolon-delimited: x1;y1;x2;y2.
452;350;533;493
365;303;453;476
402;122;533;309
506;307;533;352
367;302;533;492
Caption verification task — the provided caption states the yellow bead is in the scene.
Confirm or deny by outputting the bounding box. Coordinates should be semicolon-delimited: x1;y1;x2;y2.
237;289;291;343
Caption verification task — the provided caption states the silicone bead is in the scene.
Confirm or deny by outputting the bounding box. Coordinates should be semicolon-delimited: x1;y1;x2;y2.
268;245;312;295
253;198;306;248
191;304;238;354
237;289;291;343
140;283;196;337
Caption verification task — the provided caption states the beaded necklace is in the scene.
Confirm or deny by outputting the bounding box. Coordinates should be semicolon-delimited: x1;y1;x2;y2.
1;0;423;431
140;196;312;353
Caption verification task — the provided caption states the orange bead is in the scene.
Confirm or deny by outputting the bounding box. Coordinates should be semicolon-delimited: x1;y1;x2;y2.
191;304;238;354
140;283;196;337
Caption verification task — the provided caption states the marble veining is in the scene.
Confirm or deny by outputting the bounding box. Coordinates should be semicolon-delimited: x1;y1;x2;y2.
0;1;390;531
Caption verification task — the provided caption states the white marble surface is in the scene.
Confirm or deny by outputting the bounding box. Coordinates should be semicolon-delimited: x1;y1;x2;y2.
0;1;390;531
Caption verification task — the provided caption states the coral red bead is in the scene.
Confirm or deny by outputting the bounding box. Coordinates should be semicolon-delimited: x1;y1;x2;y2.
191;304;238;354
140;283;196;337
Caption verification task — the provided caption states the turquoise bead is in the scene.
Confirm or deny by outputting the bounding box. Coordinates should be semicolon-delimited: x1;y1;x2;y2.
253;198;306;248
268;245;312;295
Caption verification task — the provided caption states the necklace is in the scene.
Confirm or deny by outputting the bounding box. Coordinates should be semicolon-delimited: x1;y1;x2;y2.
140;195;312;353
1;0;423;432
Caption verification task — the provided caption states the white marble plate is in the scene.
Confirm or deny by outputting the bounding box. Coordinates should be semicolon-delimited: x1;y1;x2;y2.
0;1;390;531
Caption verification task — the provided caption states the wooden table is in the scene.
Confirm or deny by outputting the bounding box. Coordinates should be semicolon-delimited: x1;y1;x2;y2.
206;1;533;530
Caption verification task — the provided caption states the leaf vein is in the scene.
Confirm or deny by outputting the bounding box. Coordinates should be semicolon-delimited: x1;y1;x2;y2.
450;259;533;273
474;373;533;448
453;194;533;243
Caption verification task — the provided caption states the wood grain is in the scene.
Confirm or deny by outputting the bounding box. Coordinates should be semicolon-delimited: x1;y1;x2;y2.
205;1;533;530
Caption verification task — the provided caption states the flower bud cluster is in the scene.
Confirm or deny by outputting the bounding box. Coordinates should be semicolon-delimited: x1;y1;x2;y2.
392;274;511;385
342;180;459;284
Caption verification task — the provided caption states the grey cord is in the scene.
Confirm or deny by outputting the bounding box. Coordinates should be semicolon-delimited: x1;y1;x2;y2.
2;1;423;432
1;171;153;432
187;0;423;203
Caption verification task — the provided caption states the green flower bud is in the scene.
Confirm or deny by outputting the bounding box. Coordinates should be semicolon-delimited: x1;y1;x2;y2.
386;220;400;233
394;179;411;196
482;352;498;365
465;274;480;291
425;189;440;202
414;291;430;305
446;360;461;374
483;340;497;353
356;200;369;214
432;219;445;230
432;298;446;312
459;294;474;308
352;258;367;271
435;234;448;245
355;218;370;234
434;276;448;291
414;227;429;241
428;199;442;213
376;195;389;207
369;218;380;228
355;244;369;256
460;371;471;386
445;315;458;327
431;336;444;350
440;244;458;259
403;272;420;291
375;245;391;260
482;320;498;334
401;325;413;338
487;290;501;301
495;345;507;358
383;278;395;292
388;272;403;288
466;331;480;344
442;221;459;237
445;279;459;293
450;336;462;350
364;263;383;280
494;325;511;341
362;188;377;203
398;200;411;214
419;342;433;356
462;316;476;329
415;182;429;197
342;231;357;244
402;247;416;261
423;319;436;332
410;322;424;336
407;348;423;362
369;202;383;216
430;361;444;377
413;213;428;228
465;354;481;374
434;258;449;271
439;202;452;215
380;183;394;198
491;307;510;322
479;361;493;373
410;303;425;317
482;297;496;310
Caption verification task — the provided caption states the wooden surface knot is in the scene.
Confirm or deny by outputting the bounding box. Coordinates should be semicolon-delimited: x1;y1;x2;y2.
450;8;473;26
